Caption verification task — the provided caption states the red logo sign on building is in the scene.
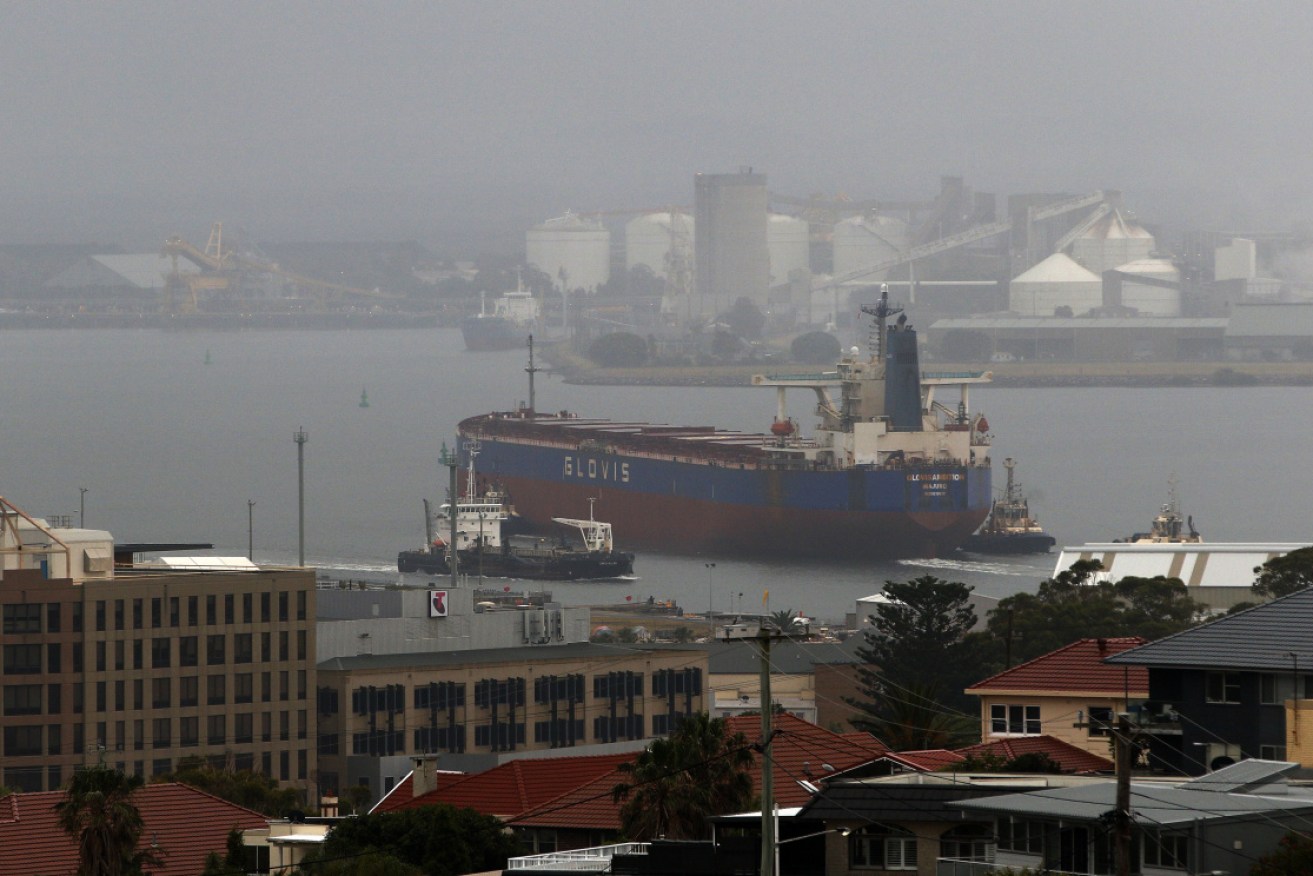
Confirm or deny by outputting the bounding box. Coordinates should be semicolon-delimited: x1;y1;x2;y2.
430;590;448;618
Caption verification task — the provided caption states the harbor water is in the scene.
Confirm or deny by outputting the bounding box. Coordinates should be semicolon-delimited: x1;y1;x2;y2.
5;328;1309;625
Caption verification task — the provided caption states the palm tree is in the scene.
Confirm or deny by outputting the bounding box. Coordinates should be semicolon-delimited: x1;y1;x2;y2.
767;609;798;632
55;764;162;876
612;713;755;840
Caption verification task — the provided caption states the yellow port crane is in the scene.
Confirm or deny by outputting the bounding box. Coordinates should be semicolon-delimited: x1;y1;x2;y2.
161;221;404;314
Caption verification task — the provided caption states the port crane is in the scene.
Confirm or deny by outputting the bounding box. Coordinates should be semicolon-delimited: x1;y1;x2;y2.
161;221;403;314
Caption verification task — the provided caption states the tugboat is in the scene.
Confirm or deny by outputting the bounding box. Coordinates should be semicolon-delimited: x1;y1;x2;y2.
398;449;634;581
1125;476;1200;544
961;457;1056;554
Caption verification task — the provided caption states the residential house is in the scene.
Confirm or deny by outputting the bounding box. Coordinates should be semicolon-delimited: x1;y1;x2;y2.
1105;588;1313;775
966;637;1148;759
951;759;1313;876
0;783;268;876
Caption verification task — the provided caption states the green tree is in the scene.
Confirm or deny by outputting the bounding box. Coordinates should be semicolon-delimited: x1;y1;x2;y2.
790;331;840;365
720;297;766;340
860;678;977;749
200;829;249;876
1252;546;1313;600
153;759;299;817
986;560;1204;665
845;576;980;746
587;331;648;367
302;804;520;876
612;713;755;840
1250;831;1313;875
55;764;163;876
767;609;799;631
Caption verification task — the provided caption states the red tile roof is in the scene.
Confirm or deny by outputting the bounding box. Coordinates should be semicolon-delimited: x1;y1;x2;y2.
966;637;1149;696
880;749;968;771
0;783;268;876
371;770;466;815
956;734;1114;774
384;753;636;819
510;714;888;831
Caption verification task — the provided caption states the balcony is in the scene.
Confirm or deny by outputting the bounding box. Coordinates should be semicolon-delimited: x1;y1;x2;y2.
507;843;649;872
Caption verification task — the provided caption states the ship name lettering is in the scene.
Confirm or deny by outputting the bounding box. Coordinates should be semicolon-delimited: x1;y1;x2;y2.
562;456;630;483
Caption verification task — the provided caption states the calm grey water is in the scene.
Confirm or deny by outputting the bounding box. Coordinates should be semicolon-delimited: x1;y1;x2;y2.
5;328;1308;624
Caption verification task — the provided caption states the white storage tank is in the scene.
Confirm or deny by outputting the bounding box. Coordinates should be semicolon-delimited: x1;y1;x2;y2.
526;212;611;294
1116;258;1181;316
1070;210;1155;276
625;211;694;279
1009;252;1103;316
833;214;909;280
767;213;810;285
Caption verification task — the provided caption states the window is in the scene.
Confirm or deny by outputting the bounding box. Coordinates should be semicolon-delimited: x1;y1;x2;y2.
279;591;289;622
296;590;307;620
997;819;1044;854
3;684;43;716
180;676;198;707
95;600;106;632
1143;830;1188;869
297;670;307;700
1261;744;1288;760
297;630;307;660
1206;671;1242;704
224;594;235;624
74;643;85;673
72;603;83;633
4;644;42;674
279;631;289;661
133;679;143;710
940;825;994;863
850;825;918;870
132;598;143;629
133;639;142;670
46;603;61;633
990;703;1041;735
280;671;289;702
298;709;307;740
319;687;340;715
234;633;253;664
112;600;123;630
47;724;61;755
151;637;171;669
151;598;162;628
235;713;253;744
207;634;225;665
261;592;271;622
47;643;61;674
208;674;226;705
206;595;217;626
180;636;198;667
188;596;198;626
180;717;199;747
114;680;124;710
4;725;43;757
152;678;171;709
95;641;106;672
242;593;253;623
96;682;106;711
1087;706;1113;736
235;673;253;704
261;632;272;662
48;683;61;714
208;715;226;746
114;640;124;670
262;672;272;702
1261;674;1278;704
169;597;180;627
3;604;41;634
153;718;170;749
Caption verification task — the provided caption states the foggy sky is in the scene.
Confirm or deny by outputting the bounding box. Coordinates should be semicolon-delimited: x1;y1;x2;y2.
4;1;1313;253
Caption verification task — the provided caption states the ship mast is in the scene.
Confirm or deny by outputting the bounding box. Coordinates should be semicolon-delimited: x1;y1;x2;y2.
1003;457;1018;503
464;440;481;503
526;334;538;416
859;283;903;362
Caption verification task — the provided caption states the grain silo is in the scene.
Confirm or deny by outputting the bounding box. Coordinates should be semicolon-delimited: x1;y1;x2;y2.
832;214;909;280
1009;253;1102;316
1116;258;1181;316
625;211;694;279
526;212;611;294
1070;210;1155;276
694;170;769;317
767;213;810;285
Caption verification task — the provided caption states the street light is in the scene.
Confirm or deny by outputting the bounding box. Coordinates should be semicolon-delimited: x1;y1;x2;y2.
247;500;255;560
79;487;87;528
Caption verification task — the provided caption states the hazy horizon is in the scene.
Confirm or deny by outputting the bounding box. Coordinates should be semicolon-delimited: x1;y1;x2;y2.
5;2;1313;254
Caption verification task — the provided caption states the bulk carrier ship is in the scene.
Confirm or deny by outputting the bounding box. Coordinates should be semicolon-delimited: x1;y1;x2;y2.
457;291;994;559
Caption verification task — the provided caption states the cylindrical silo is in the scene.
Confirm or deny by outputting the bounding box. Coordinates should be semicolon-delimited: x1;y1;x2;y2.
832;214;909;280
526;212;611;294
1070;210;1155;276
767;213;810;285
1116;258;1181;316
1008;253;1102;316
625;211;694;279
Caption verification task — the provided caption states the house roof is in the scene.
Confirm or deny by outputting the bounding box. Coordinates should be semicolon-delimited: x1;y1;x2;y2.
318;641;701;671
1106;587;1313;671
956;735;1114;774
967;637;1148;696
509;714;888;832
874;750;968;772
0;783;268;876
799;781;1036;824
380;753;635;819
370;770;467;815
953;771;1313;827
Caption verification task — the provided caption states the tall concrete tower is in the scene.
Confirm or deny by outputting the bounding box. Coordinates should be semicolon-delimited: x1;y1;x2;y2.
694;170;769;319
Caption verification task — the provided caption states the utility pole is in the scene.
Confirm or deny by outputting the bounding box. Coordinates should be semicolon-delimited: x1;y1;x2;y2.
294;428;308;566
758;624;776;876
440;442;459;588
526;334;538;415
705;563;716;639
79;487;87;528
1113;713;1135;876
247;500;255;560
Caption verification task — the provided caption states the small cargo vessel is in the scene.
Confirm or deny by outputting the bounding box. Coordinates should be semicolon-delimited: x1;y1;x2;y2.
961;457;1055;554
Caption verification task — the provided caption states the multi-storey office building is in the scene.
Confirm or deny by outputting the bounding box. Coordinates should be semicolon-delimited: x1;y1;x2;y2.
0;506;316;795
316;643;707;799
